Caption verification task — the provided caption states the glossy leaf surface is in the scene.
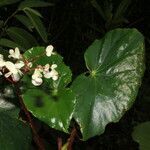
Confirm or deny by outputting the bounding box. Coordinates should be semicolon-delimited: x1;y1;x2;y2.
71;28;145;140
23;89;75;133
132;122;150;150
22;47;75;133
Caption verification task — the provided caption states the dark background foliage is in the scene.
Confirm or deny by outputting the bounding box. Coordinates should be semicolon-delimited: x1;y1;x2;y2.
0;0;150;149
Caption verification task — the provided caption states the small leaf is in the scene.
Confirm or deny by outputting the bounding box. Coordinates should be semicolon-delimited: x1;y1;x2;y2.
71;28;145;140
113;0;131;20
18;0;53;10
0;38;22;49
132;122;150;150
0;0;20;7
24;7;43;18
90;0;106;20
7;27;38;50
24;9;48;42
23;88;75;133
0;112;32;150
15;14;34;31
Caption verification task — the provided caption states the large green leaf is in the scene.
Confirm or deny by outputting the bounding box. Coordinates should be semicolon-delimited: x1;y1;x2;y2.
0;112;32;150
18;0;53;10
71;28;145;140
132;122;150;150
22;47;75;132
23;88;75;133
0;0;20;7
24;9;48;42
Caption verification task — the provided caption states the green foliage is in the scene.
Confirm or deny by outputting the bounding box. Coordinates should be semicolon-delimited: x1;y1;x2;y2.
14;14;34;31
0;26;145;148
24;8;48;42
7;27;38;50
22;29;144;141
71;28;145;140
0;0;21;7
0;38;22;49
23;88;75;133
90;0;131;30
22;47;75;133
0;0;53;50
0;112;32;150
18;0;53;10
132;122;150;150
0;92;32;149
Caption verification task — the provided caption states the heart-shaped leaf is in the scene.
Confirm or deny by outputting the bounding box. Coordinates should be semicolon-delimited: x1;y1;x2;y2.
22;47;75;133
22;88;75;133
71;28;145;140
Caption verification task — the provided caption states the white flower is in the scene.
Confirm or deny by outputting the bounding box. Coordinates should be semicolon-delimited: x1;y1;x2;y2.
49;69;58;80
32;77;43;86
31;68;43;86
0;54;3;60
45;64;58;80
4;61;23;82
15;61;25;69
27;62;32;68
45;45;54;57
0;54;5;75
43;64;58;80
8;47;22;59
0;54;5;68
43;64;51;79
51;64;57;70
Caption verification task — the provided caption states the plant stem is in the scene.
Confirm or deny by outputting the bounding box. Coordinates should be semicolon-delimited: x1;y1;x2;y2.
15;84;45;150
4;10;18;27
67;128;77;150
57;137;62;150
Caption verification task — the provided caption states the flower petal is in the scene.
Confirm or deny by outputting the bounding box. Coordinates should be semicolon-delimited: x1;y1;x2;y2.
46;45;54;57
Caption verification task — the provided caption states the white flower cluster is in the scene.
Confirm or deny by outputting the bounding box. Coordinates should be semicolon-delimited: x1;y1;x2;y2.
32;64;58;86
0;47;26;81
0;45;59;86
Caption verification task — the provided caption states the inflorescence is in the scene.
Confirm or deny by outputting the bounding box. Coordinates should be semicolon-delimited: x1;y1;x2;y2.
0;45;59;86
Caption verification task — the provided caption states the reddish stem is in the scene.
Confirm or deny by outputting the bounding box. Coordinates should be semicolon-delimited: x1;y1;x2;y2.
15;84;45;150
57;137;62;150
67;128;77;150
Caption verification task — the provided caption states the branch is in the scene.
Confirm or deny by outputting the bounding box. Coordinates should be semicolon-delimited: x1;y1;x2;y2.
15;84;45;150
